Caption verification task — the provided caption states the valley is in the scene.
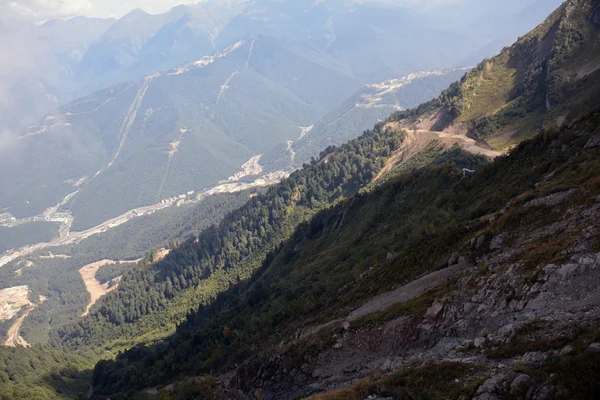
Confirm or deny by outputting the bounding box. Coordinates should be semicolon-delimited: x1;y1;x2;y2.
2;1;598;399
0;168;289;268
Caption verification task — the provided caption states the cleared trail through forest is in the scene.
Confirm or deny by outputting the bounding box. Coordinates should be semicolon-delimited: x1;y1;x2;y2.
80;259;140;317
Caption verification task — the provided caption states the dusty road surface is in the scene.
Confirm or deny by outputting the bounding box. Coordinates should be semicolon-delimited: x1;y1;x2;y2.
303;261;472;338
0;285;31;320
347;261;472;322
80;259;139;316
3;291;46;347
5;306;34;347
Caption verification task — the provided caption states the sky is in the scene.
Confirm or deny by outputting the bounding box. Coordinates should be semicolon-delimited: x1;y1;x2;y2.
2;0;198;20
1;0;467;21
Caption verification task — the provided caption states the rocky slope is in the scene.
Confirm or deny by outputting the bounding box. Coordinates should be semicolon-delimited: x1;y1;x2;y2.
125;104;600;400
83;2;600;398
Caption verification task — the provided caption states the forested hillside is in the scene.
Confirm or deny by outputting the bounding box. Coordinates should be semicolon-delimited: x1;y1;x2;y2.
89;93;600;400
4;2;600;399
56;124;404;348
0;192;251;345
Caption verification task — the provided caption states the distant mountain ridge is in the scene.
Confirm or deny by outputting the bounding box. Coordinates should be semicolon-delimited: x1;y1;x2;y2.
0;0;564;138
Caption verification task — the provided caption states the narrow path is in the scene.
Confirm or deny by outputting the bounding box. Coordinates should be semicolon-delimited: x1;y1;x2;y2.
245;39;255;70
347;261;472;322
287;141;296;165
211;71;239;120
106;74;157;171
303;261;472;337
5;306;34;347
157;128;188;201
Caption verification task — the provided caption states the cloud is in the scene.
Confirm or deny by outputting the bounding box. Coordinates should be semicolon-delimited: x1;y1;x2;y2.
1;0;196;20
1;0;92;21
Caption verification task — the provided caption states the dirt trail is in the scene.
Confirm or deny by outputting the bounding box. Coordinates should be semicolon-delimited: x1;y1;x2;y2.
374;127;504;182
4;295;48;347
304;261;472;337
211;71;239;120
80;259;140;317
347;261;472;322
107;74;157;170
158;128;189;200
5;306;34;347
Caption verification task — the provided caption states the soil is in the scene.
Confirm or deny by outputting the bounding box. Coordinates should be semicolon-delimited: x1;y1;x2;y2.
79;259;139;317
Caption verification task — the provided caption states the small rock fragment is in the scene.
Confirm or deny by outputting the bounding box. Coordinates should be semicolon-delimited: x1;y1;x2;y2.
476;235;486;249
426;301;444;319
584;135;600;149
490;233;506;250
474;337;486;348
586;343;600;356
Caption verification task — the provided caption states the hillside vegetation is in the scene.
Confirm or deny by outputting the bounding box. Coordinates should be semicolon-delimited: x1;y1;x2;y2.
391;0;600;149
3;1;600;399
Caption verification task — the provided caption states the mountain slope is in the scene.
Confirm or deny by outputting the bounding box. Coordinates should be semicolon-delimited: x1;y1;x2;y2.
54;1;600;397
0;37;360;229
52;0;596;356
393;0;600;150
90;108;600;400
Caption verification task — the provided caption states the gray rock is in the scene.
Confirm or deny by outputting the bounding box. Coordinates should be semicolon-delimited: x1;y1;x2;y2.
342;321;350;330
448;253;459;266
380;358;393;371
525;189;578;208
596;194;600;203
476;235;486;249
586;343;600;356
559;345;574;356
520;351;548;367
473;375;506;400
510;374;531;395
584;135;600;149
463;302;477;313
333;343;343;349
426;301;444;319
474;337;486;348
490;233;507;250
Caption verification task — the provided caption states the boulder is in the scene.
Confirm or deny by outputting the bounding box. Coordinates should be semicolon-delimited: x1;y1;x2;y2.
448;253;459;266
584;135;600;149
490;233;507;250
426;301;444;319
510;374;531;395
476;235;486;249
473;375;508;400
586;343;600;356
